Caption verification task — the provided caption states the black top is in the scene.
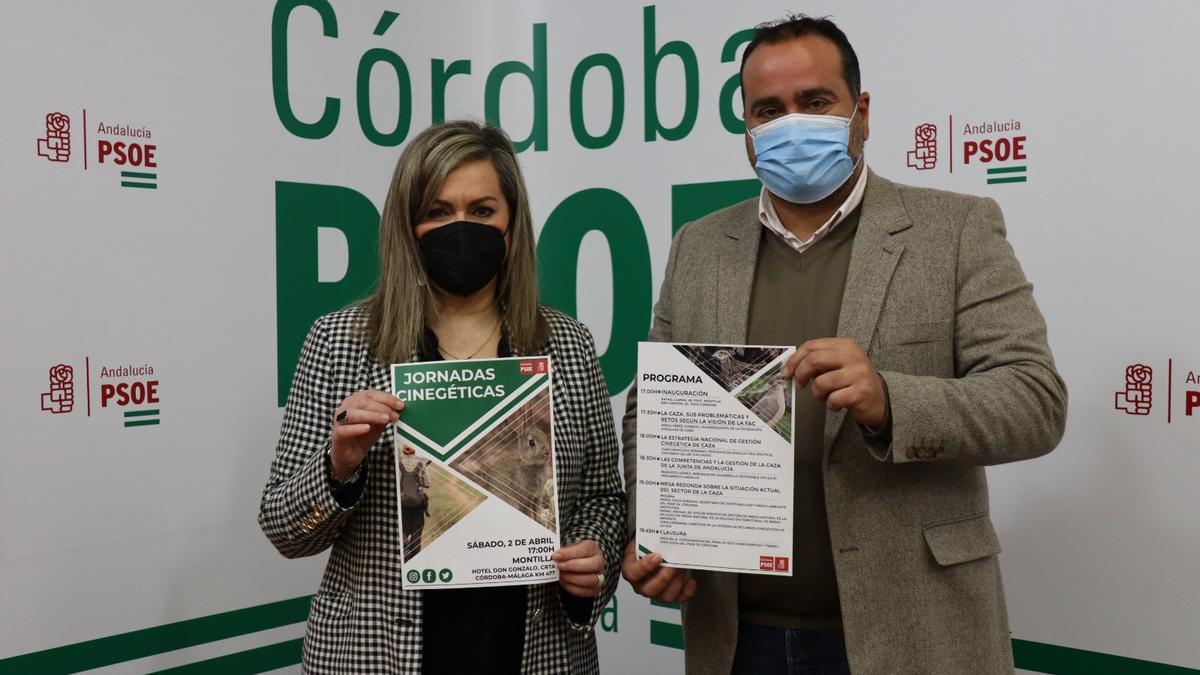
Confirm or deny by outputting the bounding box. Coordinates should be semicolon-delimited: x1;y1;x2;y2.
418;328;526;675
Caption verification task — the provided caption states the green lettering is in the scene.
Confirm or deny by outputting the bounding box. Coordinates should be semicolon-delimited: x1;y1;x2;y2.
276;181;380;405
569;54;624;149
432;59;472;124
600;595;618;633
719;29;755;134
484;23;548;152
356;48;412;146
271;0;340;139
671;179;760;235
642;5;698;142
538;189;650;395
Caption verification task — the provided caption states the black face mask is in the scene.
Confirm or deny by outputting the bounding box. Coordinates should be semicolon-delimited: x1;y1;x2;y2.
418;220;506;296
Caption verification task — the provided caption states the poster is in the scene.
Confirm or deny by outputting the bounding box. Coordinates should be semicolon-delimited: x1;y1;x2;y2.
636;343;796;575
391;356;559;589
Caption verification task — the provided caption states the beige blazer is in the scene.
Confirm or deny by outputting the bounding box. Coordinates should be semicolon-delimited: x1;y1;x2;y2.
623;170;1067;675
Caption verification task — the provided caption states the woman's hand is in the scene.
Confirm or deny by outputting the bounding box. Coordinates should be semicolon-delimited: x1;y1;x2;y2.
553;539;606;598
330;390;404;480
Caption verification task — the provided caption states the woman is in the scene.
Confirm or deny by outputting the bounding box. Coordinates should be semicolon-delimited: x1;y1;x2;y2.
259;121;626;674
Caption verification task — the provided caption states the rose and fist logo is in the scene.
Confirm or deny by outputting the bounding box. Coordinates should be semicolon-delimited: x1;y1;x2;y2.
906;123;938;170
1115;364;1153;416
41;363;75;414
37;112;71;163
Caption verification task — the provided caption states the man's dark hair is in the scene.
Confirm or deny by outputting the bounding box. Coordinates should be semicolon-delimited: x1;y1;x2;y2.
740;15;861;100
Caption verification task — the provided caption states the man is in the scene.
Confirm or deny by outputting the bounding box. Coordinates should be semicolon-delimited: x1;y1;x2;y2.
621;15;1067;675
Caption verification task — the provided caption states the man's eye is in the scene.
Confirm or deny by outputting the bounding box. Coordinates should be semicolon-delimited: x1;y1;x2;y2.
806;99;829;111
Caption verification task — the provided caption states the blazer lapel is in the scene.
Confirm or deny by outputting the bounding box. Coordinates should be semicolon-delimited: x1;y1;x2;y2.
824;171;911;453
715;203;763;344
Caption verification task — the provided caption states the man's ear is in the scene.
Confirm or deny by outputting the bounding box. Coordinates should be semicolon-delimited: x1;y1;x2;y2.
858;91;871;141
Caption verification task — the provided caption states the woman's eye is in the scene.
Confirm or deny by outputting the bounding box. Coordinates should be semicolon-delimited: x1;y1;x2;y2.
426;208;447;219
474;207;495;218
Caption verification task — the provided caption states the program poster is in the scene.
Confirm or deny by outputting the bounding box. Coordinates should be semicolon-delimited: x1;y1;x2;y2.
392;356;558;590
636;343;796;575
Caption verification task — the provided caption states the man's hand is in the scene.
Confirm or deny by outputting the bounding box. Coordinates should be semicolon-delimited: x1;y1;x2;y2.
783;338;887;428
621;540;697;604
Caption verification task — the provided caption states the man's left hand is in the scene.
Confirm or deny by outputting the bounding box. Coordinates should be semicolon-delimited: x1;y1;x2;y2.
783;338;887;428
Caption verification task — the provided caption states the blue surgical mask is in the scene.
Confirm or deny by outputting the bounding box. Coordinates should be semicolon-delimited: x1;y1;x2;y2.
749;107;859;204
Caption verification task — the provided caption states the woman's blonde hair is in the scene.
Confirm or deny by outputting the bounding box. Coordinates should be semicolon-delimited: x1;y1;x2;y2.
363;120;548;363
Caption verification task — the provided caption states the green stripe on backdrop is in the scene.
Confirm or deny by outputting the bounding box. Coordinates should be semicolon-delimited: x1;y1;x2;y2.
987;176;1028;184
120;171;157;179
986;165;1027;174
124;409;161;417
147;639;303;675
1012;639;1200;674
4;595;1198;673
0;596;310;674
649;619;685;650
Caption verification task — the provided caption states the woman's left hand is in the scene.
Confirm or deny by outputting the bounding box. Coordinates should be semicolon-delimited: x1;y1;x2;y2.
553;539;606;598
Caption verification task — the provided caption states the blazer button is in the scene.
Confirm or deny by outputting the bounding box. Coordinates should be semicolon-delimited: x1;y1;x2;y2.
905;448;918;460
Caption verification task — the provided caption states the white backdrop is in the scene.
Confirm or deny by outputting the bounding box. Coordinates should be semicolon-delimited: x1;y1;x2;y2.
3;1;1199;672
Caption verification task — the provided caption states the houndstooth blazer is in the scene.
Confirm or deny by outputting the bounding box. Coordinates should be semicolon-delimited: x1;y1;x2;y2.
260;305;626;674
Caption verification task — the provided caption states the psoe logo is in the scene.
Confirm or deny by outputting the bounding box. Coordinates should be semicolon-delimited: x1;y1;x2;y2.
906;123;937;170
40;363;75;413
33;107;160;190
1112;359;1200;423
1115;363;1153;415
519;359;549;375
904;114;1028;185
38;358;163;428
36;112;72;163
